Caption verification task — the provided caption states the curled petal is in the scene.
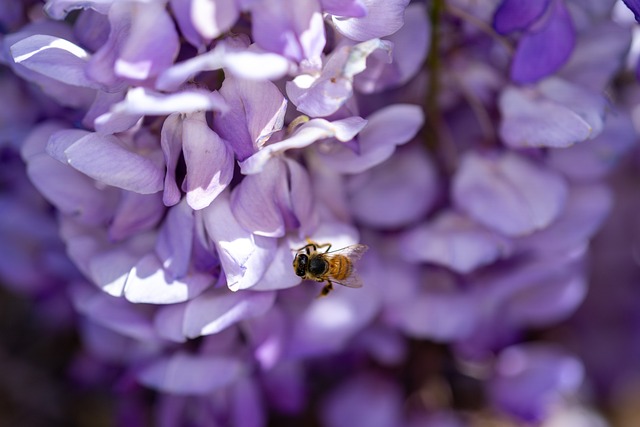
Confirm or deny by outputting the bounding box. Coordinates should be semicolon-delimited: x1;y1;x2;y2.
355;3;430;93
124;253;212;304
10;35;100;89
202;192;276;291
251;0;325;62
239;116;368;174
157;36;291;91
44;0;113;19
287;39;392;117
331;0;410;41
182;112;234;210
321;0;366;17
155;199;195;280
160;113;183;206
183;287;276;338
114;2;179;81
190;0;240;41
231;158;314;237
112;87;228;116
214;74;287;161
319;104;423;174
249;239;301;291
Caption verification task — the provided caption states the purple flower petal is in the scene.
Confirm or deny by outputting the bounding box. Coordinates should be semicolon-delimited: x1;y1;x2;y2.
85;3;131;90
331;0;410;42
201;192;276;291
231;378;265;427
261;362;306;413
231;158;313;237
251;0;325;62
109;191;165;241
157;36;291;91
138;353;243;395
239;116;368;174
399;211;513;274
72;285;157;342
214;74;287;161
453;152;568;237
190;0;240;41
170;0;205;48
354;3;430;93
43;0;114;19
623;0;640;22
389;290;478;342
10;34;101;89
322;374;403;427
62;132;164;194
155;199;194;280
558;21;632;91
510;0;575;83
318;104;423;174
547;113;636;181
499;78;605;148
154;303;188;343
124;253;212;304
287;39;392;117
289;268;379;357
182;111;234;210
87;248;140;296
111;87;228;116
113;2;179;81
492;0;550;34
489;344;584;422
346;145;437;229
250;238;303;291
183;287;276;338
23;124;118;224
160;113;183;207
321;0;366;17
516;183;612;256
82;90;134;133
504;262;587;327
242;307;286;369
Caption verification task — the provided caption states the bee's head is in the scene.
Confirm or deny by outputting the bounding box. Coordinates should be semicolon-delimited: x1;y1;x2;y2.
294;253;309;277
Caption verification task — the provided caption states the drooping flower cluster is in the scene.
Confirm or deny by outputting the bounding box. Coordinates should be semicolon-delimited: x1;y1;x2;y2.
0;0;639;425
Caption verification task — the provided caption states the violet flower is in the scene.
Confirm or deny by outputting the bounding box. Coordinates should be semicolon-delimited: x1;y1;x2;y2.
0;0;639;425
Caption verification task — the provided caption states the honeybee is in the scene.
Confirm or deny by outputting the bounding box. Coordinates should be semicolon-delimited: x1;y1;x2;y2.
293;239;368;297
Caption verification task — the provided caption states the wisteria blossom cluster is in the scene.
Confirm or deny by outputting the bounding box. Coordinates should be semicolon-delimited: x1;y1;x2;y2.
1;0;640;425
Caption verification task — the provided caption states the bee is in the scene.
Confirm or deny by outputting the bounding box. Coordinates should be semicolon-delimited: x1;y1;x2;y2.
293;239;368;297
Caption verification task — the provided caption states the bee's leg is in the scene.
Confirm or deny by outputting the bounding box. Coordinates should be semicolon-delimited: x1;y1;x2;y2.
316;281;334;298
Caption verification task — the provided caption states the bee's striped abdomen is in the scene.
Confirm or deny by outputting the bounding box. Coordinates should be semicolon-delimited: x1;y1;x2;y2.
328;255;351;281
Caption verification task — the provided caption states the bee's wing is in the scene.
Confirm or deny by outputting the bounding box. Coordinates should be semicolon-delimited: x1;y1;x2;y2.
326;244;368;261
327;244;368;288
331;272;364;288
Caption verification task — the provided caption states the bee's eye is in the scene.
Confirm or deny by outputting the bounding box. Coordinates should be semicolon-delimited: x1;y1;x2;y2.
295;254;308;277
